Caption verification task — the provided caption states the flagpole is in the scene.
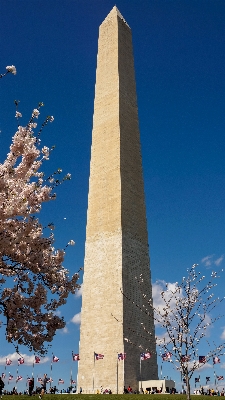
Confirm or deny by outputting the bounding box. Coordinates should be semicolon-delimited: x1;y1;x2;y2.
93;352;95;394
140;356;142;393
123;352;125;393
122;340;125;393
71;352;73;392
5;360;6;391
77;358;78;395
116;354;118;394
16;365;18;391
161;364;162;379
50;357;53;391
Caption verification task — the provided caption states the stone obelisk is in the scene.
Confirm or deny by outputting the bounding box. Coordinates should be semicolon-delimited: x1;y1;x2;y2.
78;7;158;393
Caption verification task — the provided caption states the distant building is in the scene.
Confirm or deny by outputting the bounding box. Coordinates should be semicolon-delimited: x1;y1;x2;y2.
139;379;176;394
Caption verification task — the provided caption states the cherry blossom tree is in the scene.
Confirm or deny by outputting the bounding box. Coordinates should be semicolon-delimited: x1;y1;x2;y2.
0;68;79;354
132;264;225;400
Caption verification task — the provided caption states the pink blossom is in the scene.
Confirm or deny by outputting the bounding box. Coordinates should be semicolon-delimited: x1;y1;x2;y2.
0;107;79;354
6;65;17;75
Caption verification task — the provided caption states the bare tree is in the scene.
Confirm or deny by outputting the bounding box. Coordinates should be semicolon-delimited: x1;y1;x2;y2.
124;264;225;399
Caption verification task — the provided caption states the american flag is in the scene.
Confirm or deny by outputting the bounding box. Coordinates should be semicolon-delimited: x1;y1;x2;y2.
37;377;42;382
199;356;206;363
181;355;190;362
195;377;200;383
95;353;104;360
73;354;80;361
58;378;64;384
217;376;224;381
6;359;12;365
17;376;23;381
206;377;210;383
52;355;59;362
140;352;151;360
9;375;13;380
72;380;76;384
47;378;53;383
118;353;126;361
18;357;24;365
35;356;41;364
2;373;6;379
162;352;172;361
213;356;220;364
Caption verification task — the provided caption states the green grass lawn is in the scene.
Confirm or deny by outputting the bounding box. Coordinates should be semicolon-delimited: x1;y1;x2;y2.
1;395;205;400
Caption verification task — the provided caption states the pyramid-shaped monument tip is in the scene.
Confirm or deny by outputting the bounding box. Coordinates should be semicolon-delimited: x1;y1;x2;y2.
105;5;130;28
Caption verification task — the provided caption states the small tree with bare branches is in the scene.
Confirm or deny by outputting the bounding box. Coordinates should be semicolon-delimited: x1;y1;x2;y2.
123;264;225;398
132;264;225;399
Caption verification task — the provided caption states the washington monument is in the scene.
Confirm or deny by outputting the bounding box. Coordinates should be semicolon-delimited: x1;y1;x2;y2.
78;7;158;393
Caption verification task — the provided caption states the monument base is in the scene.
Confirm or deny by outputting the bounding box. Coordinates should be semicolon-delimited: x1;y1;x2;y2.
139;379;176;394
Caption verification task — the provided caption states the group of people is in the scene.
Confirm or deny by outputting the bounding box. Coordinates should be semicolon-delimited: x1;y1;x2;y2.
96;386;112;394
27;373;48;398
194;388;225;396
124;386;176;395
0;374;50;398
96;388;112;394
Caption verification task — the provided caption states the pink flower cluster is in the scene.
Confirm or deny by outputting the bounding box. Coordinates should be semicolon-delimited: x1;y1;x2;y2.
0;110;79;354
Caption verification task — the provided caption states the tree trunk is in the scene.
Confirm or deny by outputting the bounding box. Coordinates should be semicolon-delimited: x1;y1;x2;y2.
186;374;191;400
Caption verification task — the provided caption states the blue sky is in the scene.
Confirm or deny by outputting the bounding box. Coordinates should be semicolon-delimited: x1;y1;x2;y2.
1;0;225;393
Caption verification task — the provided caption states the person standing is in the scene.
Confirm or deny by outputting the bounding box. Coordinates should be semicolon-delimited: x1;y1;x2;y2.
0;377;4;399
29;377;34;396
39;374;48;399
